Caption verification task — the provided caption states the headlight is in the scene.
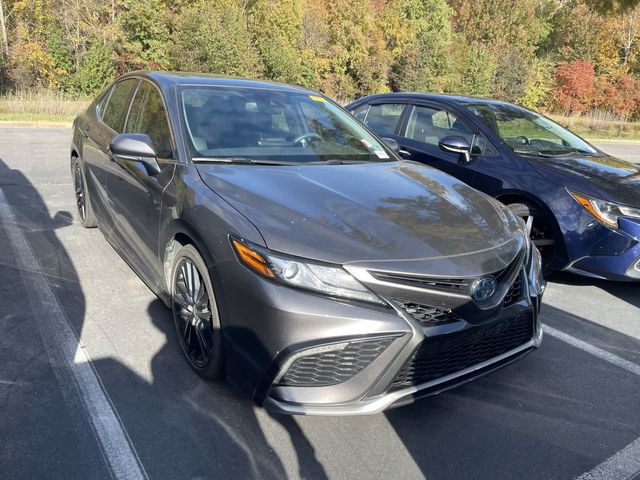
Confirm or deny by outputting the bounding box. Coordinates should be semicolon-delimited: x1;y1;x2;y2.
569;191;640;229
231;237;384;305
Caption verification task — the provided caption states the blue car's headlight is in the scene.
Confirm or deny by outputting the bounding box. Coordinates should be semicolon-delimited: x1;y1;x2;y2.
569;191;640;229
231;237;384;305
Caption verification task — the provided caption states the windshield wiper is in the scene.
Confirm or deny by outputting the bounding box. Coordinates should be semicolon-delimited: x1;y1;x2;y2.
192;157;297;166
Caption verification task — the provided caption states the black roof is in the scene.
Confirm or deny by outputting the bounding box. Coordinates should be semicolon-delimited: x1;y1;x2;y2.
349;92;514;108
122;71;315;94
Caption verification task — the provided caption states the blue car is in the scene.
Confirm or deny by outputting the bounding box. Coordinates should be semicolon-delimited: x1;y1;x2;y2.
347;94;640;281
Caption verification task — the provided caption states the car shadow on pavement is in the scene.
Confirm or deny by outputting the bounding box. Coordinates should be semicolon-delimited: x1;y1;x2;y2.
0;159;302;480
384;302;640;480
547;271;640;309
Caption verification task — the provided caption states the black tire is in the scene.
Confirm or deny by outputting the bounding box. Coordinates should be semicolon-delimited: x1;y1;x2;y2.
170;244;223;379
508;202;555;275
71;156;97;228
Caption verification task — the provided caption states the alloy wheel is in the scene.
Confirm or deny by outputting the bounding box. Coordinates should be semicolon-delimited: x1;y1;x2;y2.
74;164;86;222
172;258;215;369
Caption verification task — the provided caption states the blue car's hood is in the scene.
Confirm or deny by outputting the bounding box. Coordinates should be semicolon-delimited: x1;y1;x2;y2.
525;154;640;206
197;161;525;277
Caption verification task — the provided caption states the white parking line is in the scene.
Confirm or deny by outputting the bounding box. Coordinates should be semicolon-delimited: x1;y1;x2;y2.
0;188;147;480
576;437;640;480
544;324;640;480
544;325;640;377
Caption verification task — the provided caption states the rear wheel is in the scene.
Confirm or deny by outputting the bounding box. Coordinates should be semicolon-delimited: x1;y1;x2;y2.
72;156;97;228
508;202;555;275
170;244;223;379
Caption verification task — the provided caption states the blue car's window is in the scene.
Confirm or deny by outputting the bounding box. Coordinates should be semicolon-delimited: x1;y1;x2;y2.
180;86;391;163
465;102;599;156
404;105;485;155
358;103;405;135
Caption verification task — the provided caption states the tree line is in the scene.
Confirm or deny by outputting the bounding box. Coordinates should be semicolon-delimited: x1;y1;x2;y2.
2;0;640;117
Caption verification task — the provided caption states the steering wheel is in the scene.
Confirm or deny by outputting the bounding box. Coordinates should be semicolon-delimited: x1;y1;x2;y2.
514;135;530;145
294;133;323;147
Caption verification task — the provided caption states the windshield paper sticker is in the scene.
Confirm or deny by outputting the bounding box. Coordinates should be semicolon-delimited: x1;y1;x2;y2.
309;95;326;102
374;150;389;159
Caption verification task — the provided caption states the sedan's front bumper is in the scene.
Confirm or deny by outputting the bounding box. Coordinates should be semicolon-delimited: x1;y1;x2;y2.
264;327;541;415
218;241;544;415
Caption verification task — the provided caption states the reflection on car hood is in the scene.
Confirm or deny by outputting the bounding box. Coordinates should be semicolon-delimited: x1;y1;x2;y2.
197;161;526;276
526;154;640;205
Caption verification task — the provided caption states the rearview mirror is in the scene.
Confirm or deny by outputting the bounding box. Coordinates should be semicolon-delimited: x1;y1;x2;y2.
439;136;471;163
109;134;161;175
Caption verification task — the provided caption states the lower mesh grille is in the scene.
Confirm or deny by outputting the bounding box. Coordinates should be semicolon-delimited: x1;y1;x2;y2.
397;301;461;326
279;336;396;387
390;312;534;391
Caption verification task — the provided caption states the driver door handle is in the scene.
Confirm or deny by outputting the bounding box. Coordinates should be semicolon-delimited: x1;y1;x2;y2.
398;149;411;157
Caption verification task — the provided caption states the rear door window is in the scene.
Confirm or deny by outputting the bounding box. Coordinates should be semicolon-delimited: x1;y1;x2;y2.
358;103;405;135
101;79;138;133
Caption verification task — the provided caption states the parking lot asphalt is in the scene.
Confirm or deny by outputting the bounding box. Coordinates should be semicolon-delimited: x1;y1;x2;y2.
0;128;638;480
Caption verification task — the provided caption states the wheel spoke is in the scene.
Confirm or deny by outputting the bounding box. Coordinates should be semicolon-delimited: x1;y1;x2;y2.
181;263;192;302
194;323;211;362
525;215;534;236
174;289;190;307
189;261;198;299
176;279;191;305
533;239;555;247
195;308;211;321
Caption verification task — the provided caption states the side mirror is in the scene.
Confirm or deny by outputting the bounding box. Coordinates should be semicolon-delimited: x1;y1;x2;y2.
381;137;400;153
439;136;471;163
109;134;161;175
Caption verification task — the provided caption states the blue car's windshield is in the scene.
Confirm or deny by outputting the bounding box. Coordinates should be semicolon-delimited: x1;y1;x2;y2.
180;86;391;163
464;102;600;157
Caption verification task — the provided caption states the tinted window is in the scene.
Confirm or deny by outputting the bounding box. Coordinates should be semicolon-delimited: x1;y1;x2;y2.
404;105;485;155
102;79;137;133
351;104;370;122
180;86;390;163
359;103;404;135
125;82;174;158
465;103;598;156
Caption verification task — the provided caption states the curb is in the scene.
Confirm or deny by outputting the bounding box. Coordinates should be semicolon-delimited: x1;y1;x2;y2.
0;120;73;128
588;139;640;144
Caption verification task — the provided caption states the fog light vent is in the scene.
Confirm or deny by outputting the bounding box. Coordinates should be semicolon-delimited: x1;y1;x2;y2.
278;336;396;387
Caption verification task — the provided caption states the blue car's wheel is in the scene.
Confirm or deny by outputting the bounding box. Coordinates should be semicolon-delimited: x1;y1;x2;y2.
508;202;555;274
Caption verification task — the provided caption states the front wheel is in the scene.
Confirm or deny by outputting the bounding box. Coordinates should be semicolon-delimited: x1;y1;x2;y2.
170;244;224;379
508;202;555;275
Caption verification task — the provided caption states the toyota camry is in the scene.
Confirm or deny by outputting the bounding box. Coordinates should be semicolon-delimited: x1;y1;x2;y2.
70;72;544;415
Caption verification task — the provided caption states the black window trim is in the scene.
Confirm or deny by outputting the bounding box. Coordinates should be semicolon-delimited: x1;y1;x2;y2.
399;101;496;157
124;77;179;163
356;100;411;137
99;77;140;134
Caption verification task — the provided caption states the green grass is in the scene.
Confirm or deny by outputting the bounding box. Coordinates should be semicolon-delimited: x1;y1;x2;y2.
0;112;75;122
548;112;640;141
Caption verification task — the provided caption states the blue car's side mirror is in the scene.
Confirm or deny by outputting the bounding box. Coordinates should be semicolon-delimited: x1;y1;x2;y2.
439;136;472;163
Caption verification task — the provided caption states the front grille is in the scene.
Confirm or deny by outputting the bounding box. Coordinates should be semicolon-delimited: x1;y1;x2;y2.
390;312;534;391
397;301;461;326
503;272;523;306
370;271;467;292
279;336;396;387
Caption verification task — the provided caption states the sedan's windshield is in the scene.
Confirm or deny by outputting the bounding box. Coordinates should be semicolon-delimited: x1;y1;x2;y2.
180;86;392;163
464;102;599;157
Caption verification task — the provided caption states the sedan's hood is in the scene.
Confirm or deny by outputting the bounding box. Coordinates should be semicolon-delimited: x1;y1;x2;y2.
526;154;640;206
197;161;526;277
